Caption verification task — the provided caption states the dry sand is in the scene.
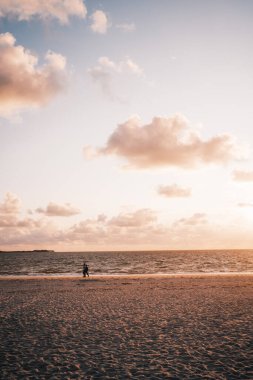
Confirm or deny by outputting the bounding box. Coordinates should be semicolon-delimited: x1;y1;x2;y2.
0;274;252;379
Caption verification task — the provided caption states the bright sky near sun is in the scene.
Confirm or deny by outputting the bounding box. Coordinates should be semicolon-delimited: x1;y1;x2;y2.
1;0;253;251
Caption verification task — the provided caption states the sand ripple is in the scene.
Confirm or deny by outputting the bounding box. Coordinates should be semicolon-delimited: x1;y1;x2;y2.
1;276;253;379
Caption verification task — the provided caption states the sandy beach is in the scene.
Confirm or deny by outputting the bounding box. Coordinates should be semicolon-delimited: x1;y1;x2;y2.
1;275;252;379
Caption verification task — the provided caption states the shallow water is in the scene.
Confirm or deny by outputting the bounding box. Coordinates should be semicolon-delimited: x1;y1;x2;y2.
0;250;253;276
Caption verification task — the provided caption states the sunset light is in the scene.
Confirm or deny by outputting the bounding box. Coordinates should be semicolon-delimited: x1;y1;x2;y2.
1;0;253;251
1;2;253;378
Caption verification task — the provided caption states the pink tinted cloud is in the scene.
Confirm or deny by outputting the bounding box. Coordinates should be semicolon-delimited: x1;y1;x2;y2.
0;33;67;117
237;202;253;207
0;195;160;249
158;184;191;198
0;192;43;231
68;208;162;247
0;193;41;238
0;221;63;250
36;202;80;217
108;209;157;227
0;216;18;228
0;193;65;249
0;216;42;229
0;0;87;24
2;198;253;250
174;213;207;226
232;170;253;182
90;10;110;34
0;192;21;214
92;115;242;169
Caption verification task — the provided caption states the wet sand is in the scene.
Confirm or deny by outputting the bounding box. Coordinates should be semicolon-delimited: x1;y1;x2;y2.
1;275;253;379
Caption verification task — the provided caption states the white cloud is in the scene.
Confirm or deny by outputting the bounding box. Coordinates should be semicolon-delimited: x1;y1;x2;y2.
0;33;68;118
90;115;243;169
98;56;117;70
124;59;143;75
90;10;109;34
116;23;136;32
0;0;87;24
88;56;143;98
88;66;113;99
96;56;143;75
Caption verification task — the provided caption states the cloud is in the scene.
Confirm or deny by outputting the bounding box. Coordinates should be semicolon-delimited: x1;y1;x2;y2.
68;208;162;247
0;194;162;249
83;146;99;159
116;23;136;32
0;192;21;214
0;0;87;24
36;202;80;217
0;216;42;228
95;56;143;76
88;56;143;99
158;184;191;198
90;115;243;169
0;192;43;230
0;193;68;249
1;195;253;250
90;10;110;34
70;209;156;234
88;66;113;99
237;202;253;208
124;59;143;75
0;33;68;117
0;219;62;249
108;209;157;227
232;170;253;182
174;213;207;226
98;56;117;70
63;210;239;251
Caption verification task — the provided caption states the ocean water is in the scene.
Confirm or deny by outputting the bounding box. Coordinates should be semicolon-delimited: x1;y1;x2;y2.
0;250;253;277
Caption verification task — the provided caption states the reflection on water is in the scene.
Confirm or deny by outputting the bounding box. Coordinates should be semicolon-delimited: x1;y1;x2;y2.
0;250;253;276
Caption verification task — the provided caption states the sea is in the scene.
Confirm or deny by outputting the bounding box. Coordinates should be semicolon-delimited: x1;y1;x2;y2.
0;250;253;277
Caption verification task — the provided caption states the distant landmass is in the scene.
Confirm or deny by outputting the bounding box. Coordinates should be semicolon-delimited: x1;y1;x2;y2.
32;250;55;253
0;250;55;253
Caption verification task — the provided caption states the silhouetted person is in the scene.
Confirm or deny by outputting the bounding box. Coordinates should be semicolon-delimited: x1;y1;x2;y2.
83;262;89;278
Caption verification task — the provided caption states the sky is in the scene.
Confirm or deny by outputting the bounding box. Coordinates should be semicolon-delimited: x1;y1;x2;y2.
1;0;253;251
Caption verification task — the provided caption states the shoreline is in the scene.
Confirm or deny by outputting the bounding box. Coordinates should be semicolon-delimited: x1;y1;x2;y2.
1;272;253;280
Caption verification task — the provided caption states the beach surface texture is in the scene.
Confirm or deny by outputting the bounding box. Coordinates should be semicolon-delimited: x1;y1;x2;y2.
1;275;253;379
